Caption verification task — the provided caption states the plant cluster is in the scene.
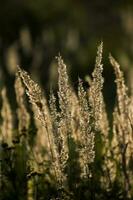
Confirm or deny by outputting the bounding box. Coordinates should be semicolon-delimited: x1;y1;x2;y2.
0;43;133;200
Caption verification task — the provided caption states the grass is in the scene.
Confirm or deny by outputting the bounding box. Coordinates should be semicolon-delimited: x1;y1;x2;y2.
0;42;133;200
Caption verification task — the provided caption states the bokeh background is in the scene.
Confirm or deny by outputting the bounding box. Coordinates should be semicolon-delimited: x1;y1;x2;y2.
1;0;133;114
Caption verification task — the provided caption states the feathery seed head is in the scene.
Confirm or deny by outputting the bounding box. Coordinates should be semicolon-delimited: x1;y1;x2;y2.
1;88;13;146
15;73;30;133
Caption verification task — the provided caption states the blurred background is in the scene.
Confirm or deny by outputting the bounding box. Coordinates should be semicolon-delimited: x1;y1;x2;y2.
1;0;133;114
